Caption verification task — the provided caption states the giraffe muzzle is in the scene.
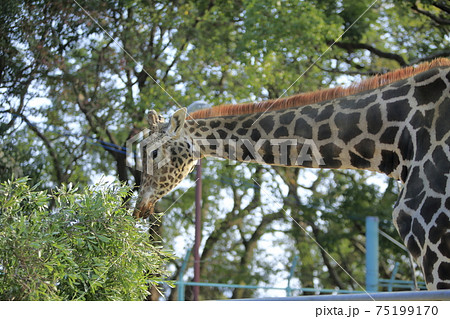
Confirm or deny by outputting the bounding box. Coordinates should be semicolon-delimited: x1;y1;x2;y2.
133;200;155;219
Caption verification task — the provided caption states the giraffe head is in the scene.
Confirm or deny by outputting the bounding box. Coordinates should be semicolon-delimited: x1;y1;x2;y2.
134;108;197;218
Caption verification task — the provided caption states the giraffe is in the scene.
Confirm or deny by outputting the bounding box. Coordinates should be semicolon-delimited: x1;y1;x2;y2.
134;58;450;290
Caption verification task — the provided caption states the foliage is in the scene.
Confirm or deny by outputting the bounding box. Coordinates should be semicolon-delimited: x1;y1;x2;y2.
0;177;172;300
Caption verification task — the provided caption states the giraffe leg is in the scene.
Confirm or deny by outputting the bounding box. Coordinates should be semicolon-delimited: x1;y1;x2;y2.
426;200;450;289
394;173;450;289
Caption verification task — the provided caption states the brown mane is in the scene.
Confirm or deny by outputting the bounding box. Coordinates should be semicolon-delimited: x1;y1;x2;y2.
188;58;450;119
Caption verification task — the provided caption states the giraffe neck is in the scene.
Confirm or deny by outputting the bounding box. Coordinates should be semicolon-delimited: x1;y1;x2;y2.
186;92;404;179
186;105;402;180
185;65;449;182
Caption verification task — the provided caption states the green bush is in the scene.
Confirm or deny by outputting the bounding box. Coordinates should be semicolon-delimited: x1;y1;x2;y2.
0;177;172;300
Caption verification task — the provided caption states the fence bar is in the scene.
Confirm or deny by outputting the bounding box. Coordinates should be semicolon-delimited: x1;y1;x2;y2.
286;256;299;297
178;249;191;301
236;289;450;301
193;160;202;301
175;281;359;294
366;216;379;292
387;262;400;292
379;279;426;290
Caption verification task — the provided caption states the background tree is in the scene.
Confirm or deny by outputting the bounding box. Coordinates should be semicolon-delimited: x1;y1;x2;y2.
1;0;448;300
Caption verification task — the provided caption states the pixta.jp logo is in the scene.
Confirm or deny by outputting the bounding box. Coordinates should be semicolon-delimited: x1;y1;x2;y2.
126;130;171;175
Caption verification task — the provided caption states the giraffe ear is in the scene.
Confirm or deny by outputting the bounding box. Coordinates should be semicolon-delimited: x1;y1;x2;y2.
147;110;163;133
168;108;187;138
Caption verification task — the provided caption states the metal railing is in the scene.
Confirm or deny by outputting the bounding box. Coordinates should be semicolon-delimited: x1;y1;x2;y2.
174;217;437;301
174;279;447;301
236;290;450;301
175;249;428;301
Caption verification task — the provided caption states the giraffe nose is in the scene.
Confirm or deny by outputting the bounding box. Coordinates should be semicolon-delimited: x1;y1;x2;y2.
133;200;155;219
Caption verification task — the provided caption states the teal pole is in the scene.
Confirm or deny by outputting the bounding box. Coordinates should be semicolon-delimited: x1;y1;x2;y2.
178;249;191;301
365;216;379;293
193;160;202;300
286;256;299;297
388;262;400;292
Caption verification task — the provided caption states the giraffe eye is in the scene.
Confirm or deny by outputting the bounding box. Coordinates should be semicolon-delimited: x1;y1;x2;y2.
152;150;158;159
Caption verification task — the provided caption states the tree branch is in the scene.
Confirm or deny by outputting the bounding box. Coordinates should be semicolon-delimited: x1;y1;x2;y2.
409;50;450;65
314;64;380;77
199;206;245;278
331;41;407;66
310;223;346;289
232;209;285;299
199;170;263;279
162;40;189;82
412;4;450;25
433;1;450;14
14;113;63;184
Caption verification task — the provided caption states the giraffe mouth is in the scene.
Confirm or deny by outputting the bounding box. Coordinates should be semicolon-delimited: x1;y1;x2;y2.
133;200;155;219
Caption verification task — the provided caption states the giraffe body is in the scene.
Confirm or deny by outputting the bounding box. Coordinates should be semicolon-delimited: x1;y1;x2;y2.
135;59;450;290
